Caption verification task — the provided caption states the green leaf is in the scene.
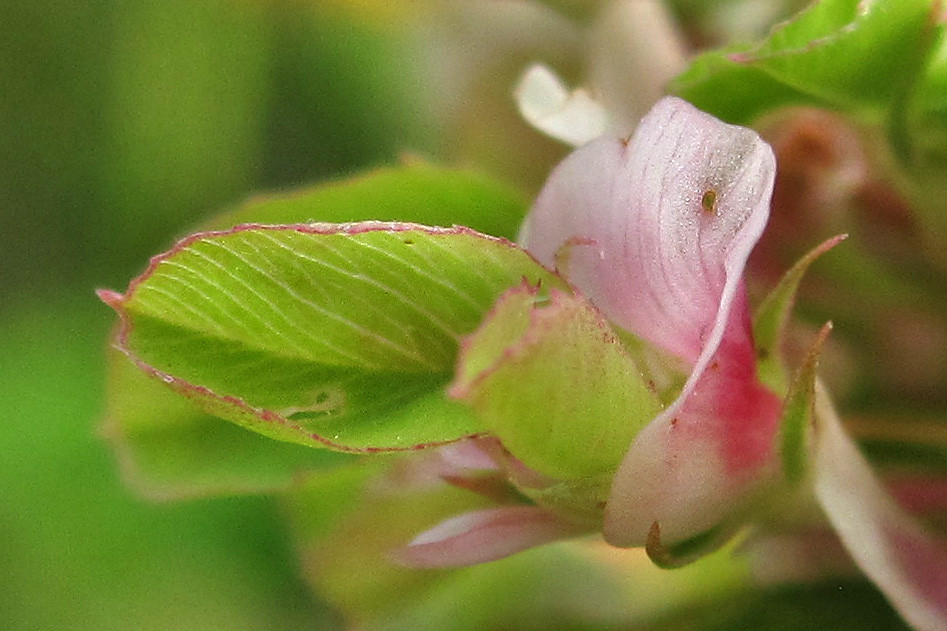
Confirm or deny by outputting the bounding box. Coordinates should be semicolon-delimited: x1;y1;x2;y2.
778;323;833;484
102;165;530;492
753;235;846;394
915;32;947;141
672;0;941;126
102;344;353;499
205;162;529;240
451;285;661;479
103;223;565;452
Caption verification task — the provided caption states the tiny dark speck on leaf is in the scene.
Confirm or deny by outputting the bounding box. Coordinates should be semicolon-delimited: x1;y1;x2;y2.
402;239;414;245
701;190;717;214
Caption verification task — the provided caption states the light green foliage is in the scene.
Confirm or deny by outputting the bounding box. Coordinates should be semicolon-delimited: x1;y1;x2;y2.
116;225;564;451
452;286;661;479
286;464;492;625
104;345;353;499
209;163;529;240
915;32;947;153
0;296;325;630
672;0;941;127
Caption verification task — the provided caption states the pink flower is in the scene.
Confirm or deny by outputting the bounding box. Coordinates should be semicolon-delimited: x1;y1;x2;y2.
399;96;947;631
522;96;779;549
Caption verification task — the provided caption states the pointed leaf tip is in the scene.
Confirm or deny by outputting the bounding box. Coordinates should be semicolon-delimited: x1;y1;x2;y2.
106;223;565;453
754;234;847;393
96;289;124;309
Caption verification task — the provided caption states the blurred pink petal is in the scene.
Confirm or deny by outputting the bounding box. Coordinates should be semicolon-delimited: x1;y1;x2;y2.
394;506;584;568
436;437;501;472
813;386;947;631
589;0;687;136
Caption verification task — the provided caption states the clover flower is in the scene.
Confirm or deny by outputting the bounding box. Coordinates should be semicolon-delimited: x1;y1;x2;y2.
397;96;947;631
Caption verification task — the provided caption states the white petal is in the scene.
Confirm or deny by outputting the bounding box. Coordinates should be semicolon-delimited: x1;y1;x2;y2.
515;64;610;147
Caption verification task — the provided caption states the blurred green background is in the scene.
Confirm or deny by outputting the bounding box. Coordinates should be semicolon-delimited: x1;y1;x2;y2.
1;1;429;628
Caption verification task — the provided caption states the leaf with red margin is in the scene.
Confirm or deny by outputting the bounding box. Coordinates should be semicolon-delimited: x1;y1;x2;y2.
101;164;530;496
101;223;566;453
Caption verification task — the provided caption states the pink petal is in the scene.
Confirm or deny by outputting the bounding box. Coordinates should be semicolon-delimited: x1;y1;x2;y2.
813;387;947;631
392;506;584;568
604;361;781;546
521;97;779;547
521;96;775;369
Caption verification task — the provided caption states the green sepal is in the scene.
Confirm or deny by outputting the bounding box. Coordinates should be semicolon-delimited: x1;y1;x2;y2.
753;235;846;394
778;322;833;485
451;284;661;479
645;521;737;570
